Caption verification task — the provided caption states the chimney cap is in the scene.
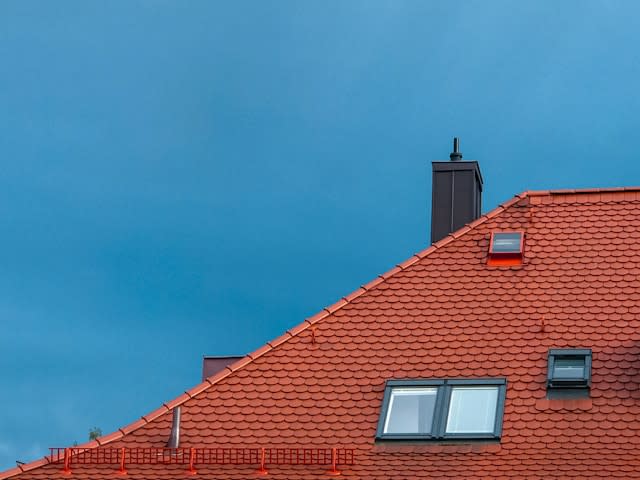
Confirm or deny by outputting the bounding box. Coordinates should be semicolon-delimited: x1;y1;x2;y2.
450;137;463;161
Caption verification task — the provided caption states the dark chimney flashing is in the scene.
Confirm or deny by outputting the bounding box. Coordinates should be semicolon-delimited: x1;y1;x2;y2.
167;407;181;449
430;138;483;244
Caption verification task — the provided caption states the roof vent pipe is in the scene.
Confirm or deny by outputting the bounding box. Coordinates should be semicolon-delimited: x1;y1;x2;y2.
450;137;463;161
166;407;181;449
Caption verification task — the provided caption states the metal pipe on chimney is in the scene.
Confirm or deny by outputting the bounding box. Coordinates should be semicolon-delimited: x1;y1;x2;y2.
450;137;463;161
167;407;181;449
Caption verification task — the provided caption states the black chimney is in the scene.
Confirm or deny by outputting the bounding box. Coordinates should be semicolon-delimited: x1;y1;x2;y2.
430;138;483;244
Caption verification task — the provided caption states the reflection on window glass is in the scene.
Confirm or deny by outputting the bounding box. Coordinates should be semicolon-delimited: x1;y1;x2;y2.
384;387;437;434
553;357;585;378
492;233;522;253
445;386;498;434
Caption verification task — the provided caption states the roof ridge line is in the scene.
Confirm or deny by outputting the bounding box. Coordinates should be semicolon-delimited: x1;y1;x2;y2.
0;189;530;480
526;186;640;196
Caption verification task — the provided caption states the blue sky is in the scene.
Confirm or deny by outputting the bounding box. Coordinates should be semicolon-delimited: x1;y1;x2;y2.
2;0;640;470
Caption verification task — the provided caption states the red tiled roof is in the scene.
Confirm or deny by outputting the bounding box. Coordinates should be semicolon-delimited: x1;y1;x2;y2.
5;187;640;479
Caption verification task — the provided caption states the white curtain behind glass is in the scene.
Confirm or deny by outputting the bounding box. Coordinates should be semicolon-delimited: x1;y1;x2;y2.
445;386;498;433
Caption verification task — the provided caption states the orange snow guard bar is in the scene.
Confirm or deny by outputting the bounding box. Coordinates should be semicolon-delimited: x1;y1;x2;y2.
51;447;354;476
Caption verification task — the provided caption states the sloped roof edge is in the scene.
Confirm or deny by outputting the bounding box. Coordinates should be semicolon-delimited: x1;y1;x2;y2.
4;186;640;479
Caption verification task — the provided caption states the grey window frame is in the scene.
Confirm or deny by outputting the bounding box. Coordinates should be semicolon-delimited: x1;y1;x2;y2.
547;349;592;389
376;378;507;441
489;231;524;255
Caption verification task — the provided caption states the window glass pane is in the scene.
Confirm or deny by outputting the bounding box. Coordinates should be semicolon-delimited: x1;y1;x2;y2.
446;386;498;434
553;357;585;378
491;233;522;253
383;387;437;434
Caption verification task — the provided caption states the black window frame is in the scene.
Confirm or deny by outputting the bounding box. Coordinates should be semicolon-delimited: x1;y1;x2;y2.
376;378;507;441
547;348;592;389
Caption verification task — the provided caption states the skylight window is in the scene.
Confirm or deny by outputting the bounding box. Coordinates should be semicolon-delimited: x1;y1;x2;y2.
547;349;592;390
383;387;437;434
490;232;523;254
377;379;506;440
446;386;499;434
488;232;524;266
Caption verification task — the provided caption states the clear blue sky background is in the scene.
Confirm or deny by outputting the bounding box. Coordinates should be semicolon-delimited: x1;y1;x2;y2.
1;0;640;470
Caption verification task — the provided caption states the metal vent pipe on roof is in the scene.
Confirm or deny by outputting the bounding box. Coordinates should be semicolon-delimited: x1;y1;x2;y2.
167;407;181;449
450;137;463;161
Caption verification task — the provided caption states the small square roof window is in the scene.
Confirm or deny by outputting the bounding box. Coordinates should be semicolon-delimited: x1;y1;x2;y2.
488;232;524;266
490;232;523;254
547;349;592;390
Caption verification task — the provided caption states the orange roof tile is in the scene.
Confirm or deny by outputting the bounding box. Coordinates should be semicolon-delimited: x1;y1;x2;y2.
5;187;640;479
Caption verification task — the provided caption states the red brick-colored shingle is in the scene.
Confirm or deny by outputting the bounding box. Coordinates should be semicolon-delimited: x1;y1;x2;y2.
6;187;640;479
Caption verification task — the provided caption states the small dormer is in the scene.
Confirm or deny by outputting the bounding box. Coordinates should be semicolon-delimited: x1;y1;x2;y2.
487;231;524;266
